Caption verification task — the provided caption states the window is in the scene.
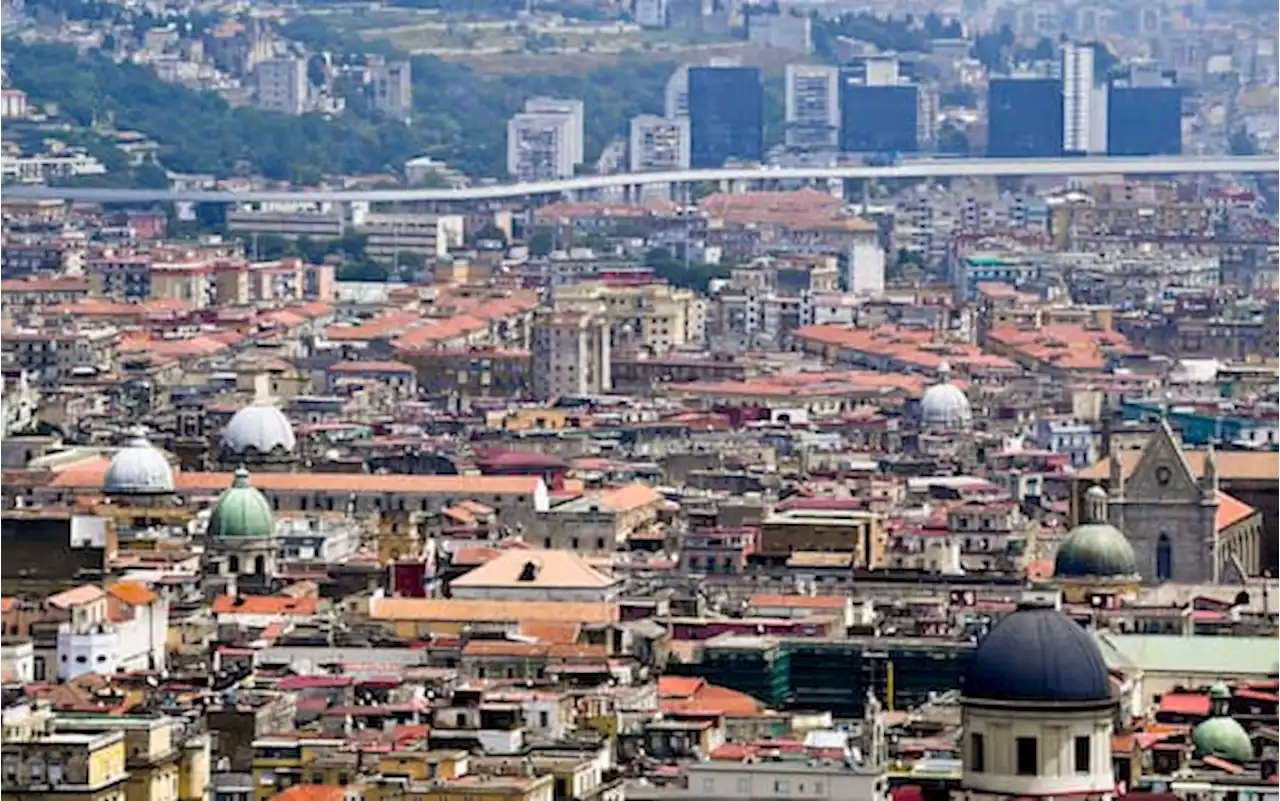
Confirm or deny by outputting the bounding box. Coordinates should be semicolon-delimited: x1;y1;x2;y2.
737;778;750;794
774;779;789;793
701;777;715;794
1075;736;1091;773
1156;534;1173;581
971;733;986;772
1015;737;1038;776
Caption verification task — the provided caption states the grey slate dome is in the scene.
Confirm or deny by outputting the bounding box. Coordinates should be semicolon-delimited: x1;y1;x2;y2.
103;428;175;495
962;605;1112;703
220;400;296;456
1054;486;1137;579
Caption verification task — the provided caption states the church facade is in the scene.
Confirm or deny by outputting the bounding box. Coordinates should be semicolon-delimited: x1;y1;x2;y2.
1099;420;1263;585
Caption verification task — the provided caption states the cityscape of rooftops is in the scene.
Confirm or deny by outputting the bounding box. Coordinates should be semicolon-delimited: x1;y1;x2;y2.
0;0;1277;799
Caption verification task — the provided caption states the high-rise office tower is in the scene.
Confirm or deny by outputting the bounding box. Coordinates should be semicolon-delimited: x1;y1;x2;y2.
987;77;1065;158
839;78;919;154
784;64;840;150
688;65;764;167
1107;75;1182;156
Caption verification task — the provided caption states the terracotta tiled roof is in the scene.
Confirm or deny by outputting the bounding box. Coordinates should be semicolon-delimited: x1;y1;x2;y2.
518;620;581;645
107;581;158;606
49;465;543;497
450;549;617;590
749;594;846;610
46;585;105;609
369;598;618;625
1216;491;1258;531
328;360;416;374
597;482;662;513
211;595;319;616
1080;450;1279;482
269;786;348;801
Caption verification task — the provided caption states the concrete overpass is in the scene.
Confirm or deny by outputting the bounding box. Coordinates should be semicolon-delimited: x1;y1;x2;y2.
4;155;1276;205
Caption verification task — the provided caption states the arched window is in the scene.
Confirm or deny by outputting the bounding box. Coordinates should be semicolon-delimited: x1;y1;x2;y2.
254;555;267;575
227;555;240;574
1156;533;1173;581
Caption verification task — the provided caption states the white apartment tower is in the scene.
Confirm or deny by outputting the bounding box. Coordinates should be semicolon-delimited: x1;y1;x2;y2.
370;59;413;121
523;97;585;166
784;64;840;150
531;308;612;400
629;114;691;172
255;57;308;115
664;66;690;119
507;98;584;182
634;0;668;28
1062;43;1095;154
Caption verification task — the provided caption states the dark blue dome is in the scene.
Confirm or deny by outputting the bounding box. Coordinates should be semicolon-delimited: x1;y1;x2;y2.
962;606;1112;702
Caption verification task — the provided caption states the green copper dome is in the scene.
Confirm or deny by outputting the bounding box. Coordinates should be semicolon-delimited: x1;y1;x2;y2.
207;468;274;539
1193;716;1254;763
1054;486;1137;579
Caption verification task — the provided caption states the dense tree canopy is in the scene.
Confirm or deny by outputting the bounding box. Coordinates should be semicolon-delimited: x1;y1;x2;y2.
6;36;674;183
813;12;962;60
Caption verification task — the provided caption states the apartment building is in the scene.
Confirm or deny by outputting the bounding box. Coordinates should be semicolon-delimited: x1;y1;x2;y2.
629;114;691;172
1;150;107;184
1;717;129;801
254;57;308;115
2;231;87;277
784;64;839;150
552;281;706;352
0;276;91;314
359;213;465;261
531;307;612;400
2;329;118;386
368;58;412;120
53;716;211;801
507;98;584;181
225;202;346;240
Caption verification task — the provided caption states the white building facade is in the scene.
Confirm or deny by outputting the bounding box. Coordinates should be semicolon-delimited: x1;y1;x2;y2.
784;64;840;151
507;99;585;182
629;114;691;172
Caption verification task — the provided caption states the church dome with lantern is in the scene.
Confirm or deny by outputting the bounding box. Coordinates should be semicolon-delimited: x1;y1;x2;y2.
1054;486;1137;580
919;363;973;429
103;428;175;496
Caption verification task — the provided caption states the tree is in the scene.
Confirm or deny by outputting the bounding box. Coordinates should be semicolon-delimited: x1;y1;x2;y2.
972;26;1014;72
527;227;557;257
470;223;508;246
642;247;729;294
1228;128;1257;156
133;162;170;189
939;86;977;108
937;122;971;155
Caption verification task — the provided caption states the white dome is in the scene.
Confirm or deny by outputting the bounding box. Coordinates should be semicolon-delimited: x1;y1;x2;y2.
920;381;972;428
221;401;296;455
104;429;175;495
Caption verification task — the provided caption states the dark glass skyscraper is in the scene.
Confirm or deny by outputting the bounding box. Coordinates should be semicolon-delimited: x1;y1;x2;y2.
839;83;919;153
1107;84;1182;156
688;66;764;168
987;77;1065;158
